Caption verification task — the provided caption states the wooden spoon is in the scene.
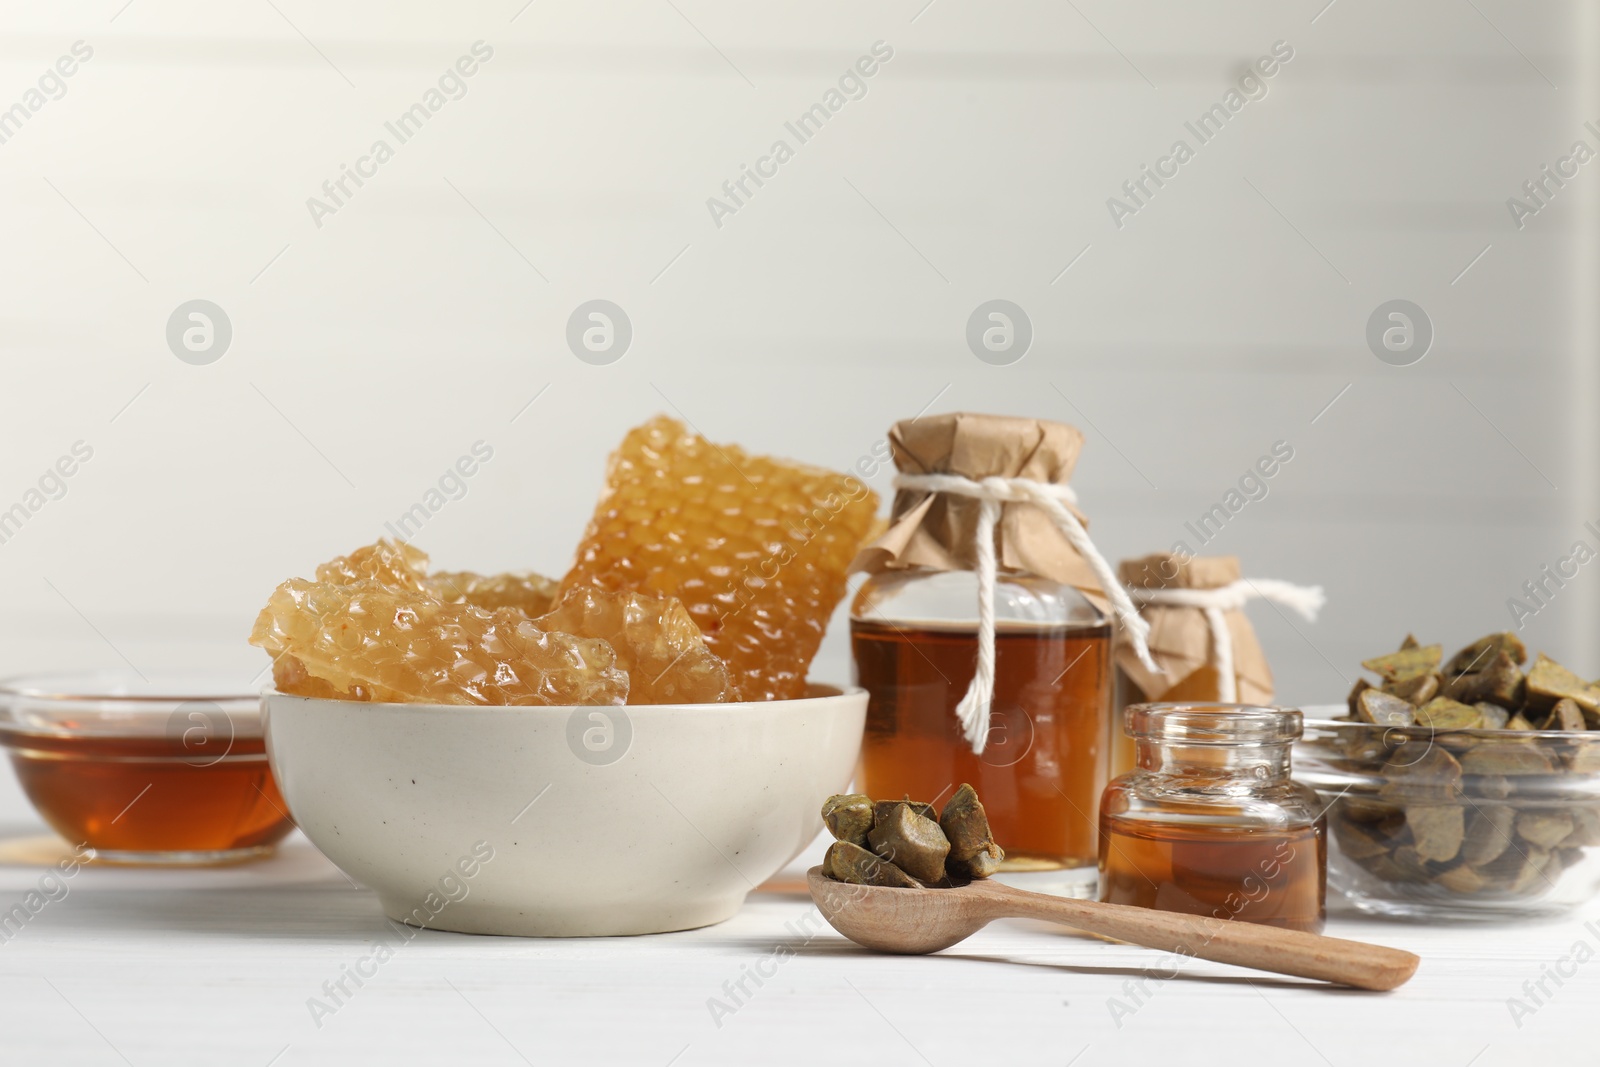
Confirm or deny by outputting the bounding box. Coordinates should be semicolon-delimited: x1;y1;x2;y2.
807;868;1418;991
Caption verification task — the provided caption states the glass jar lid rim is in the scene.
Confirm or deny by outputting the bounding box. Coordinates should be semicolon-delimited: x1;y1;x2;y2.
1125;702;1303;744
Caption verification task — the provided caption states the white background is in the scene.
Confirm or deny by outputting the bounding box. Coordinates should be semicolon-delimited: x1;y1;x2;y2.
0;0;1596;816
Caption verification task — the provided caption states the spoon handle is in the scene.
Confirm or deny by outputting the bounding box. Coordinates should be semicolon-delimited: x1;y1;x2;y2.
979;883;1418;991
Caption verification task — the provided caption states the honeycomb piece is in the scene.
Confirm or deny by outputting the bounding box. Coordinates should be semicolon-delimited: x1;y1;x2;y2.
264;541;430;696
271;652;416;703
535;588;732;705
312;541;559;616
251;579;627;706
315;539;429;591
562;416;879;701
425;570;560;617
273;653;348;700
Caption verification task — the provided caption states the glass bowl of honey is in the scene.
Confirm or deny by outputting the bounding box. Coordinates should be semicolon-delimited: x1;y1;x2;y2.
0;673;295;865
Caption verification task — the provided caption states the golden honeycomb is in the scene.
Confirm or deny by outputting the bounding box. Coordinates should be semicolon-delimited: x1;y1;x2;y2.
315;539;428;591
316;539;560;617
536;588;731;705
251;578;627;706
561;416;879;701
272;651;392;702
425;570;559;617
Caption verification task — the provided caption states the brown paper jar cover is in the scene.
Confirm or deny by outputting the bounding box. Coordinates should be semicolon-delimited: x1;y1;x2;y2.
1116;552;1274;705
848;412;1112;611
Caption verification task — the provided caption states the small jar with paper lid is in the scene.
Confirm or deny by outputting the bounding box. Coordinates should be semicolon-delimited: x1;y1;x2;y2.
850;413;1159;888
1113;553;1325;778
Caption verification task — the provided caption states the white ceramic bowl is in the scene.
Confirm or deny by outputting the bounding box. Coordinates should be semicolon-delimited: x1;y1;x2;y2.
262;685;866;936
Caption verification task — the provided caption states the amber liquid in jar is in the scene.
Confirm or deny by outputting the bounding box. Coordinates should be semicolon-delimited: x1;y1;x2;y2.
8;733;295;857
853;619;1112;870
1099;817;1326;932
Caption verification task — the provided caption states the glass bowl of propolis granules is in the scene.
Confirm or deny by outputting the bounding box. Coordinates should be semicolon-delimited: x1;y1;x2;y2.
250;416;882;935
1294;632;1600;920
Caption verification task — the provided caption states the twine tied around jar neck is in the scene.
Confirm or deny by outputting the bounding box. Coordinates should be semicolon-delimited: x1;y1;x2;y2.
891;472;1160;755
1127;579;1326;702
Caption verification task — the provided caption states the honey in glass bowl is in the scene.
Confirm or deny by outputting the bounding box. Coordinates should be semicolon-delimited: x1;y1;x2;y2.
0;673;294;865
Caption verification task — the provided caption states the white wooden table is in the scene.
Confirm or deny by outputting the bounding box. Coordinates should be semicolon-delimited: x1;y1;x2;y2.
0;823;1588;1066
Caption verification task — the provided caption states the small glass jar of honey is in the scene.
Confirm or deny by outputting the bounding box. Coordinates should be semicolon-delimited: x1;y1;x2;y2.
1098;703;1326;932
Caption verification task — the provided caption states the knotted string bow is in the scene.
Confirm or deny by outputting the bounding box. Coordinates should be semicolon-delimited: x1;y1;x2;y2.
892;472;1159;754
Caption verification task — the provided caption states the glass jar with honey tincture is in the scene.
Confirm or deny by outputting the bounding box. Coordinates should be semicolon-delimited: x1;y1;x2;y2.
849;413;1162;891
1099;703;1326;933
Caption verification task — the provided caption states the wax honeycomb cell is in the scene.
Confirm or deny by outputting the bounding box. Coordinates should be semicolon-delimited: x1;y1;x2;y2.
315;539;428;591
272;653;343;700
536;588;731;705
316;540;560;618
561;416;879;701
267;541;428;699
425;571;560;617
271;652;405;702
251;579;627;706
